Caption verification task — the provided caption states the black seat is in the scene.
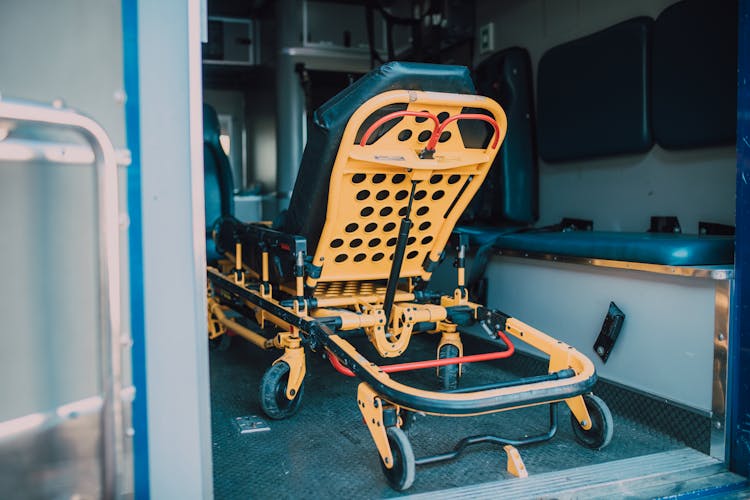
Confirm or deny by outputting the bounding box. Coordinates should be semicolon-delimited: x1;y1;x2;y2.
279;61;477;254
203;103;235;262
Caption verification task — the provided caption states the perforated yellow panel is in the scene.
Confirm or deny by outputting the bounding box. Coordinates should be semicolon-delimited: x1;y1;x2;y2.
316;281;387;298
310;90;506;285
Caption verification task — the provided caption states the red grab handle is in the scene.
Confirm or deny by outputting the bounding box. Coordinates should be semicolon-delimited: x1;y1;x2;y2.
326;330;515;378
427;113;501;151
359;110;439;147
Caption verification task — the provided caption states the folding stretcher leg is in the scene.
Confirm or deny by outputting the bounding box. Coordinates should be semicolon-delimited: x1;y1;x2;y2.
436;327;463;390
260;330;306;420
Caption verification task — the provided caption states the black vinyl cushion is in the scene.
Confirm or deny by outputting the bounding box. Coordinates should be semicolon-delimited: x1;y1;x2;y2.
652;0;738;149
280;61;477;254
203;104;234;261
468;47;538;225
537;17;653;162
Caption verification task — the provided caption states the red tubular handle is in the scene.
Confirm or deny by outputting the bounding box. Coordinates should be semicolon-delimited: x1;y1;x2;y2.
426;113;501;151
326;330;515;378
359;110;439;147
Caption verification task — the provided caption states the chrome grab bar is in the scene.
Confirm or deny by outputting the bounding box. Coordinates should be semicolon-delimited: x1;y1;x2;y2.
0;98;125;497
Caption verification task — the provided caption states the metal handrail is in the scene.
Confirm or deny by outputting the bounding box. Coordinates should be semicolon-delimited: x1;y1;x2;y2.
0;98;124;497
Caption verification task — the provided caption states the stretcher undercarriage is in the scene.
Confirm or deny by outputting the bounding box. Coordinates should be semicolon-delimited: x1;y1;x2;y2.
205;76;612;491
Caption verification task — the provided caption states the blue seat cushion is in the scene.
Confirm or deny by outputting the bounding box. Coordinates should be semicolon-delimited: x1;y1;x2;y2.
492;231;734;266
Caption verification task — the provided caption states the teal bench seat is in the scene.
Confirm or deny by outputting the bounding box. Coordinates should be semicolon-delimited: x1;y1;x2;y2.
459;227;734;266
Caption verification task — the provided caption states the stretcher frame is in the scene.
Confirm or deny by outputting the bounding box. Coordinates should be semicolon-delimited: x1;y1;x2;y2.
206;89;612;490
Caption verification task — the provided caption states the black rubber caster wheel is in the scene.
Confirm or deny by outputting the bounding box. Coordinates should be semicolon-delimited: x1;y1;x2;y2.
437;344;460;390
259;361;304;420
570;394;614;450
380;427;415;491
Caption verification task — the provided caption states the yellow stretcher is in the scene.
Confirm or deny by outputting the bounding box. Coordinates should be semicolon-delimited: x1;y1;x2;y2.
206;82;612;491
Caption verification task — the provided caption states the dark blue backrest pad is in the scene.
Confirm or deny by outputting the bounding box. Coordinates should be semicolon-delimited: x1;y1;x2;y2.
280;62;476;253
494;231;734;266
466;47;538;225
203;104;234;261
652;0;738;149
537;17;653;163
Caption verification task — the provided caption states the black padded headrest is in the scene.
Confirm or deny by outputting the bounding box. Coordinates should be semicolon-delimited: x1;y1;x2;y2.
315;62;476;131
537;17;653;162
282;62;477;253
652;0;738;149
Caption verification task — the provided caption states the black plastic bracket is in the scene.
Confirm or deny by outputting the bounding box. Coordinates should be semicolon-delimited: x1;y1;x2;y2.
699;221;735;236
593;302;626;363
476;307;510;337
648;216;681;234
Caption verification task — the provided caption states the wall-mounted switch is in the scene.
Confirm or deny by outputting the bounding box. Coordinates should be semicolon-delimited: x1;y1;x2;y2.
479;22;494;54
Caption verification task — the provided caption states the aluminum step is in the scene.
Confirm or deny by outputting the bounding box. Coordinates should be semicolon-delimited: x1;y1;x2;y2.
405;448;747;499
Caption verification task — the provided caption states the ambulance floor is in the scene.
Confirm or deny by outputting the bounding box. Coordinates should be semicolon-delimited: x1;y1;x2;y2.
209;332;686;499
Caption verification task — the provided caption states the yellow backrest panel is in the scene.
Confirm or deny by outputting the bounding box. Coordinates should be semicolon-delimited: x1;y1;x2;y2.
310;90;506;285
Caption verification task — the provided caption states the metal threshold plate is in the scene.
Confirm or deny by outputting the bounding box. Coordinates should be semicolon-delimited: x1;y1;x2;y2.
404;448;745;499
233;416;270;435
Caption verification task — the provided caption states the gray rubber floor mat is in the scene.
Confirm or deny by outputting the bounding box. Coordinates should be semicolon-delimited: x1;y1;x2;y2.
210;333;686;499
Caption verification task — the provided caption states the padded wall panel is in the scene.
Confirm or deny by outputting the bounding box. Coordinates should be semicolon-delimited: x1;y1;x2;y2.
652;0;738;149
537;18;653;162
467;47;538;225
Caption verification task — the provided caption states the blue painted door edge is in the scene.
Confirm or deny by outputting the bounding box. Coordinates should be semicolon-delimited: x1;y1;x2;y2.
730;0;750;480
122;0;150;496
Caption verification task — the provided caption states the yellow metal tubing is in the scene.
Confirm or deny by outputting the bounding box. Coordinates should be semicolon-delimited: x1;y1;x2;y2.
209;300;272;350
220;254;260;280
311;308;381;330
313;291;415;308
234;243;245;286
274;344;306;400
358;383;394;468
262;251;269;283
565;394;593;431
323;317;596;417
504;445;528;478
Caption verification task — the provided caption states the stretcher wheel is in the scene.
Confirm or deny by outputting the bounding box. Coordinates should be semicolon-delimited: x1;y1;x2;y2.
380;427;415;491
259;361;304;420
570;394;613;450
437;344;460;390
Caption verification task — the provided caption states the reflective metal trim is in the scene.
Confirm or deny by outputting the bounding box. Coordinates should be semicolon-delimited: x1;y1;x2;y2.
0;396;103;443
0;138;131;167
711;279;732;460
0;399;104;498
495;248;734;280
0;99;125;497
281;46;376;73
